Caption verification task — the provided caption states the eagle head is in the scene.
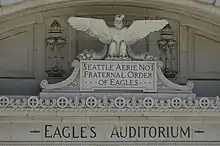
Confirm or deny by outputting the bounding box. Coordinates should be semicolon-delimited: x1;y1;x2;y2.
114;15;125;30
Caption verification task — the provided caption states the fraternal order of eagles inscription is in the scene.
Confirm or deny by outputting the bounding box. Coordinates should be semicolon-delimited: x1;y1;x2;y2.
80;60;157;92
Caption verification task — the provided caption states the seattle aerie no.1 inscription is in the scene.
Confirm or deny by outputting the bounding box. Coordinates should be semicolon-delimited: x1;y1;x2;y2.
80;60;157;92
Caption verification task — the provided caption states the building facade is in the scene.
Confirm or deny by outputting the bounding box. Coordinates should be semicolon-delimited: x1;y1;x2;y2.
0;0;220;145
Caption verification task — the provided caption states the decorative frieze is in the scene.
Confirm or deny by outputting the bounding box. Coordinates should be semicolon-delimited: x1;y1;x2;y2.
0;96;219;111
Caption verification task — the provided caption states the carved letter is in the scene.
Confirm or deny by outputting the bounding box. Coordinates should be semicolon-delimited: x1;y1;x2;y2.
53;126;62;138
180;127;190;138
90;127;96;138
62;126;70;138
81;127;87;138
110;126;120;138
45;125;52;138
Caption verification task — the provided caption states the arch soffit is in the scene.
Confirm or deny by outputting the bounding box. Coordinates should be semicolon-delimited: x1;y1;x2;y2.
0;0;220;38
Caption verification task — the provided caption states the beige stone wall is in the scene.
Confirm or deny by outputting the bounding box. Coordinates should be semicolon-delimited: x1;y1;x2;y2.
0;0;220;96
0;0;23;6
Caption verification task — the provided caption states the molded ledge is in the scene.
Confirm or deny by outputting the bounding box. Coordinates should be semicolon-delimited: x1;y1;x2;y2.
0;108;220;117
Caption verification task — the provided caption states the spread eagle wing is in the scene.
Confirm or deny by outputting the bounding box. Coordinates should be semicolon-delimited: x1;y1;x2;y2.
122;20;168;45
68;17;112;44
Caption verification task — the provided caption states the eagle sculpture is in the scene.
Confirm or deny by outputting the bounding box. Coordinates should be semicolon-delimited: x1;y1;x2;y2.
68;15;168;59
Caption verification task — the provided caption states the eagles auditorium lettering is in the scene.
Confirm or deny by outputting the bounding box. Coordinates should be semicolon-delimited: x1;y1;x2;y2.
44;125;191;140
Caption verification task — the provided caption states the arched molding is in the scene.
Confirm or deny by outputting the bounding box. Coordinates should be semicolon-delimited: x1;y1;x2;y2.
0;0;220;22
0;0;220;38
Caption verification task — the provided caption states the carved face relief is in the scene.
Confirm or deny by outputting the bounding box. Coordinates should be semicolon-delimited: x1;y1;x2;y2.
114;15;124;29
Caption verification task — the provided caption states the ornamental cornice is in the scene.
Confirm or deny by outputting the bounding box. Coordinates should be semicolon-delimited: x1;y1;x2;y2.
0;96;219;112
